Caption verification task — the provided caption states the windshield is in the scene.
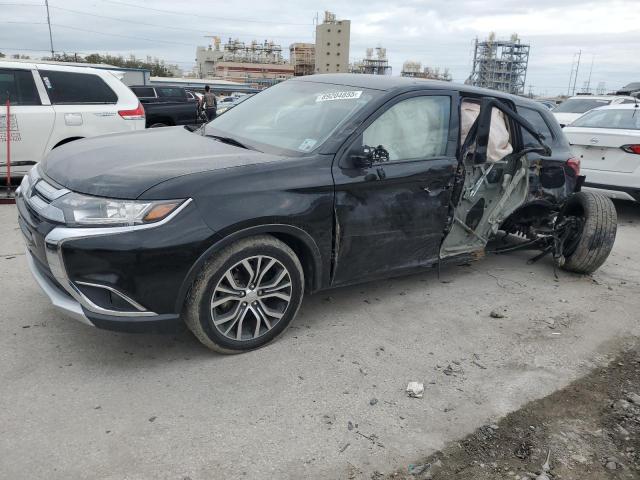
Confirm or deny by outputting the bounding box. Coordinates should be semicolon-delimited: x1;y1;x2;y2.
554;98;611;114
204;81;382;154
571;108;640;130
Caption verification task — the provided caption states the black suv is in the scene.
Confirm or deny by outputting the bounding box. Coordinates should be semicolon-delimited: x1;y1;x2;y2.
17;75;617;353
130;85;200;128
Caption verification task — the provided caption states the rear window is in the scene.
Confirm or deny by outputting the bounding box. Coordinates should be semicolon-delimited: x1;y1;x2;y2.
553;98;611;114
518;107;554;146
131;87;155;98
156;87;186;99
571;108;640;130
0;68;40;105
39;70;118;104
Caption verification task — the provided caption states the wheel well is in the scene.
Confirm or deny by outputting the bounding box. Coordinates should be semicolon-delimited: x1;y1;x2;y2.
148;117;174;126
175;227;323;314
500;201;557;234
53;137;83;149
270;232;317;293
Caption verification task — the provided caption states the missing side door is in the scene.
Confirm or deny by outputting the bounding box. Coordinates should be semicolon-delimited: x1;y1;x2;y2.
440;97;551;259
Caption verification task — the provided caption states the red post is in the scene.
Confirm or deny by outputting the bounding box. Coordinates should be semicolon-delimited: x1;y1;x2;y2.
5;99;10;190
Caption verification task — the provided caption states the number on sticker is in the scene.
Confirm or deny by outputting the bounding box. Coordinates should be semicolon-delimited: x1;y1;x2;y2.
316;91;363;102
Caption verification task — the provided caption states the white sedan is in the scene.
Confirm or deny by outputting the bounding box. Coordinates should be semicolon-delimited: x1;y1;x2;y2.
564;103;640;202
553;95;636;127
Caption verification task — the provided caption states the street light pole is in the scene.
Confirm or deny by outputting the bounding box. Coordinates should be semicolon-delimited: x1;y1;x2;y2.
45;0;54;58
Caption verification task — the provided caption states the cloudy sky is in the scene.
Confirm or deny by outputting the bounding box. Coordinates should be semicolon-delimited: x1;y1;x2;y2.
2;0;640;96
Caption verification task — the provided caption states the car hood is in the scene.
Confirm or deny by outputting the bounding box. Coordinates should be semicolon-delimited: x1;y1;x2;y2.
553;112;583;127
41;127;282;199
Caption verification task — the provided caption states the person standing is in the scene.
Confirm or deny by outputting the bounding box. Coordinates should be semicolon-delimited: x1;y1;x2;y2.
201;85;217;121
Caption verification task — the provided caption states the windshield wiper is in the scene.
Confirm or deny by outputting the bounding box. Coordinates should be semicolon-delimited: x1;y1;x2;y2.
205;134;252;150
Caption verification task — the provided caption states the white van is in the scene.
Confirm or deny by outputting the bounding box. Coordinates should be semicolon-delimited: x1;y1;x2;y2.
0;61;145;178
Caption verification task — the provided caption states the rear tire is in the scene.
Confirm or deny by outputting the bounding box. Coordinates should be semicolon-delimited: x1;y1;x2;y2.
560;191;617;274
184;235;304;353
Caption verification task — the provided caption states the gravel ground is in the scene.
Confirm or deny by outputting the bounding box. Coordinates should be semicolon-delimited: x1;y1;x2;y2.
1;201;639;480
385;340;640;480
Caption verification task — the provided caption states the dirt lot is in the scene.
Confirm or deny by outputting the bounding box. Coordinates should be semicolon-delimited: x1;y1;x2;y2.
386;341;640;480
1;201;640;480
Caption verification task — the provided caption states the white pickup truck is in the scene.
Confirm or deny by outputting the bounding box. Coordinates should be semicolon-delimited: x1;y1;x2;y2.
0;60;145;178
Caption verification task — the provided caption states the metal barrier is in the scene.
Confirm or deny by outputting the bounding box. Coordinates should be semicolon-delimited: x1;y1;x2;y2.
1;98;16;204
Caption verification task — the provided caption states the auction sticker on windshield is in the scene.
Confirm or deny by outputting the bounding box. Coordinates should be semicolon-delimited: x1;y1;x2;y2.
316;91;363;102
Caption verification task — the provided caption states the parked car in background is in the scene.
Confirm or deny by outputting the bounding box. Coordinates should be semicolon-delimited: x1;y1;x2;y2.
130;85;201;128
0;60;144;178
537;100;557;110
564;103;640;201
553;95;637;127
216;94;255;115
17;74;616;353
215;95;237;115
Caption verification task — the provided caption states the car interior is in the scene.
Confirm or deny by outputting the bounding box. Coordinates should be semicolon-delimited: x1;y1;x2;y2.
440;97;536;259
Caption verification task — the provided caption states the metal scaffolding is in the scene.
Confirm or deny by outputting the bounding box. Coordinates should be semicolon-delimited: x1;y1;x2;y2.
468;33;530;95
401;61;452;81
350;47;392;75
289;43;315;76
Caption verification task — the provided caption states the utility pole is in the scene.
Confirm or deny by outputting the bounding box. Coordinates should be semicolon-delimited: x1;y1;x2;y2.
571;49;581;96
45;0;54;58
585;55;595;94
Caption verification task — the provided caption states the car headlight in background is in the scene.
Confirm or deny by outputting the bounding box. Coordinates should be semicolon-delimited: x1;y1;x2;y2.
51;193;186;227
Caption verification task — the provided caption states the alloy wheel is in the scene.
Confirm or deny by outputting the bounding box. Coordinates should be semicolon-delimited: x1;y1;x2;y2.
210;255;293;341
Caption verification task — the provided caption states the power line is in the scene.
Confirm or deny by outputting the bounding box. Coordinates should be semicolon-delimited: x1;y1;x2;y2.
98;0;313;26
47;5;311;40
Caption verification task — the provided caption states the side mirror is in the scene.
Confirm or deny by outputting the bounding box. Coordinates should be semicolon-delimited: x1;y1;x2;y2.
351;145;390;168
351;145;374;168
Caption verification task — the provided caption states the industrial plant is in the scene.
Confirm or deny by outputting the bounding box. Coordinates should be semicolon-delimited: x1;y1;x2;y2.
196;36;293;88
467;33;530;95
401;61;452;81
350;47;392;75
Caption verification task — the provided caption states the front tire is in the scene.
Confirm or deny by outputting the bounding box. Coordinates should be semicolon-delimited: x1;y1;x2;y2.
184;235;304;353
560;191;617;274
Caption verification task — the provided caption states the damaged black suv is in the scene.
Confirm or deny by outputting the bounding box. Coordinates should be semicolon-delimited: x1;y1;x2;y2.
16;74;617;353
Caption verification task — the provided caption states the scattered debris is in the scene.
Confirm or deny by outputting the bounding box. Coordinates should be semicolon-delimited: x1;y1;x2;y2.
406;382;424;398
626;392;640;404
443;364;463;377
514;441;532;460
339;442;350;453
355;431;384;448
382;345;640;480
148;416;157;423
472;360;487;370
370;398;379;406
541;449;551;472
489;309;506;318
407;463;430;476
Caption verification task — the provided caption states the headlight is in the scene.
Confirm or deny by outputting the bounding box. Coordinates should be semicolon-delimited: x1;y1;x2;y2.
51;192;186;227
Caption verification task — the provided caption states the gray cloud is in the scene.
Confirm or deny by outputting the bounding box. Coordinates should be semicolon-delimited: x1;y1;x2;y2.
2;0;639;95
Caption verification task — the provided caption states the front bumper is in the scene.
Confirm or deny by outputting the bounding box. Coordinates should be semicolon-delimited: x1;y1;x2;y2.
17;169;215;333
24;229;185;332
26;247;92;325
